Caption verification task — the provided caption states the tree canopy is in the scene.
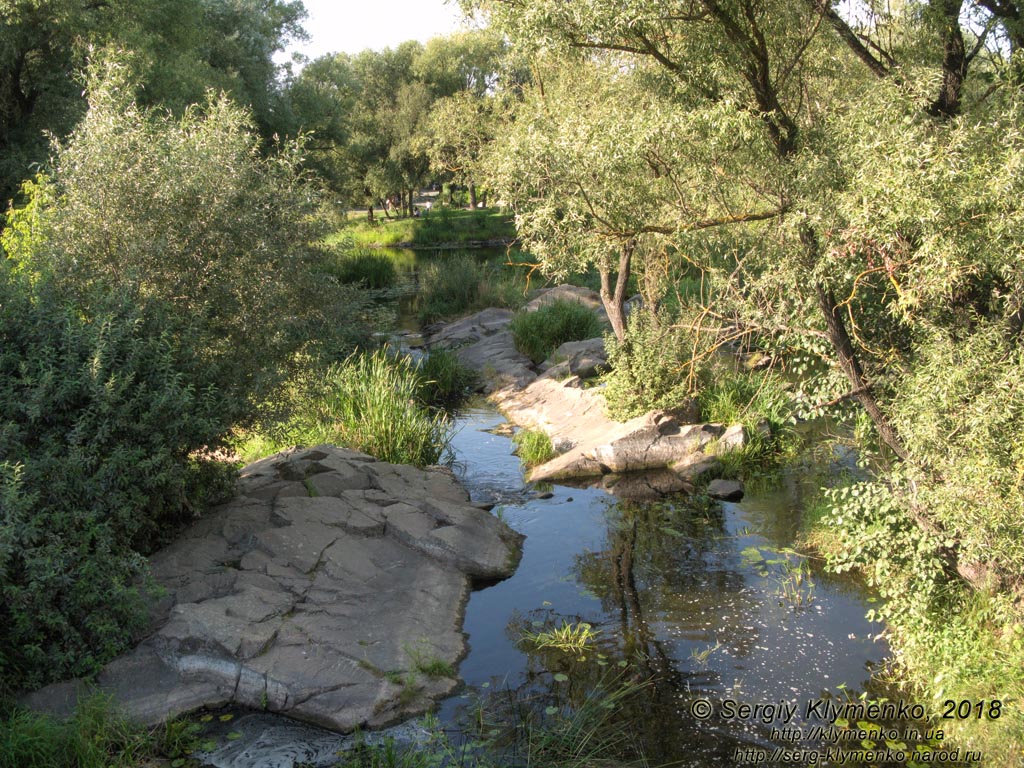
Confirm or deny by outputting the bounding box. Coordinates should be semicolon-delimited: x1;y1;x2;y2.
0;0;306;204
465;0;1024;587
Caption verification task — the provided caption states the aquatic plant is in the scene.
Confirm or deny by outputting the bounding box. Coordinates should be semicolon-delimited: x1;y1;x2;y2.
519;621;600;656
513;429;556;468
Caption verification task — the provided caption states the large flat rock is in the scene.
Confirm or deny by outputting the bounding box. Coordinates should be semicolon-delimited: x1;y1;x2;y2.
23;446;523;732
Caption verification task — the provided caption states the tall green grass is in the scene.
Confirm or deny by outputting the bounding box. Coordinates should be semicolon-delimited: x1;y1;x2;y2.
234;350;454;467
417;255;526;323
510;300;606;365
417;349;476;407
320;249;398;289
513;429;557;468
0;695;167;768
698;364;796;469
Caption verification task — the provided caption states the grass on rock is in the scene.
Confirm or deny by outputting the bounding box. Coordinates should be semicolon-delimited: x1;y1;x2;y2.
510;299;605;365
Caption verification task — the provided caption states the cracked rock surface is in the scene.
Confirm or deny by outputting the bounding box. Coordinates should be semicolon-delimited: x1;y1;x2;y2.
23;445;524;732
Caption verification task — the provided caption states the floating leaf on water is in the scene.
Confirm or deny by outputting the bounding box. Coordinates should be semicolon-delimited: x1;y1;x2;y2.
218;714;234;722
199;739;217;751
172;760;186;768
545;706;559;716
200;714;213;723
861;739;876;749
226;732;242;741
617;660;628;668
553;672;568;682
834;717;849;728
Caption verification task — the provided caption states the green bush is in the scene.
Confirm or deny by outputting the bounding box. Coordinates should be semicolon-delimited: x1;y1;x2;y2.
0;57;363;695
417;254;525;323
510;299;605;365
2;58;363;425
602;311;695;421
0;272;237;694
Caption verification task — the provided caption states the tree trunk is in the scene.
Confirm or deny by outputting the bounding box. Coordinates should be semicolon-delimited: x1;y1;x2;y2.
407;189;414;217
815;282;908;460
599;241;633;341
367;203;374;223
468;181;477;209
928;0;968;118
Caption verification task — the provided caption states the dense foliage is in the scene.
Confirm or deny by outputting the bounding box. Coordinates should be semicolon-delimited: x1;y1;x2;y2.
284;30;508;215
0;0;305;204
459;0;1024;755
0;268;235;690
0;60;361;694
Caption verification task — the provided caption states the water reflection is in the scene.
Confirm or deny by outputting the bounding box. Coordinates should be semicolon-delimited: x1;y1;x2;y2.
447;404;894;764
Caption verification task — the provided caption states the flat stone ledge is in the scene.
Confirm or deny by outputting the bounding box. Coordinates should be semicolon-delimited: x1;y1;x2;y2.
23;445;523;733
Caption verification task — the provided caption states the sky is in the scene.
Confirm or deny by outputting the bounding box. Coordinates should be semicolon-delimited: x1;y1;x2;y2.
279;0;471;63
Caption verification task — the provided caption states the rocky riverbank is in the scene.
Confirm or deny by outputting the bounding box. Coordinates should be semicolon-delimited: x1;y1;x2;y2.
24;445;523;732
427;285;753;500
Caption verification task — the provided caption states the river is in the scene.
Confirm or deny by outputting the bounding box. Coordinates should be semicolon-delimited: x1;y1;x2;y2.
195;249;939;768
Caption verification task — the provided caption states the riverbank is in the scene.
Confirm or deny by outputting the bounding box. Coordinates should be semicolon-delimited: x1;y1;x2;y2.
20;446;523;733
425;286;759;499
329;207;517;249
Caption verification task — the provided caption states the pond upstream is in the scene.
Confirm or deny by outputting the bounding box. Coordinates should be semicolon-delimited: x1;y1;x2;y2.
196;252;945;767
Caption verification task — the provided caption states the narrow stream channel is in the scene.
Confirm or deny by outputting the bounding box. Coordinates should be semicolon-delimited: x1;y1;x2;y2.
196;252;941;767
439;403;893;765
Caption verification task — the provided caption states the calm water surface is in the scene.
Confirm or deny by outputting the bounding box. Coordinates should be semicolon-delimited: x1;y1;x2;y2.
198;258;926;767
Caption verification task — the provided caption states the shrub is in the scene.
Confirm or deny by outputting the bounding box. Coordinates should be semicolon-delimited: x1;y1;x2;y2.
0;57;362;694
602;311;695;421
2;57;363;426
0;272;236;694
510;299;605;365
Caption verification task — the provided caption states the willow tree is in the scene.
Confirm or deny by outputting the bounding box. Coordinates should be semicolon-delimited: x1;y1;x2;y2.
469;0;1024;586
480;57;784;340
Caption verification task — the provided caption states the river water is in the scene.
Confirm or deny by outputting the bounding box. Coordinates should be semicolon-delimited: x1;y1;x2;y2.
196;250;940;767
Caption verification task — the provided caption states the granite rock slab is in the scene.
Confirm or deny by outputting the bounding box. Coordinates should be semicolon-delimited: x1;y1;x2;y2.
24;445;523;732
